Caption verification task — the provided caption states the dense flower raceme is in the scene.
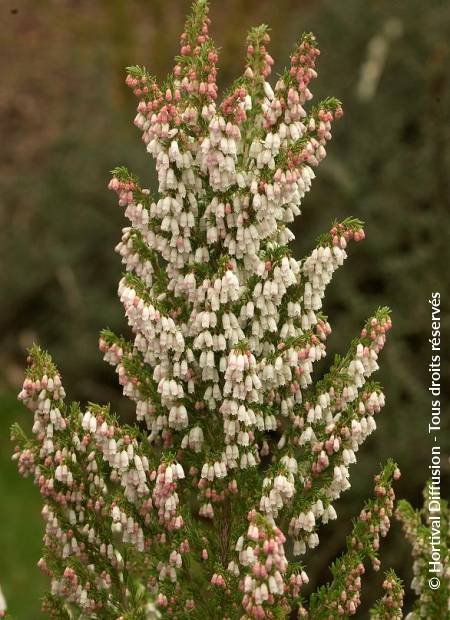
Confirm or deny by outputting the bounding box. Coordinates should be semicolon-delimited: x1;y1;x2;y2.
9;1;426;618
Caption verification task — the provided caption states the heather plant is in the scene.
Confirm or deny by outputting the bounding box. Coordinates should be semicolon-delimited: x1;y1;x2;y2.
9;1;421;618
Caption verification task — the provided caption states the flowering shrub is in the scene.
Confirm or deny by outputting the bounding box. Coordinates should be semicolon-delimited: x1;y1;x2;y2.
10;1;431;618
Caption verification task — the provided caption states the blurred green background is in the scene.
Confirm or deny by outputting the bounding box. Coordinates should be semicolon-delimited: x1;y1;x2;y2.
0;0;449;617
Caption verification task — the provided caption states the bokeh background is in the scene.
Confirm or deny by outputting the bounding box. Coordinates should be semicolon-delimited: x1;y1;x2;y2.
1;0;449;617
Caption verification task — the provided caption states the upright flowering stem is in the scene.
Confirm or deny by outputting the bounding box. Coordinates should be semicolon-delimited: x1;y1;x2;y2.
10;1;414;618
307;461;401;618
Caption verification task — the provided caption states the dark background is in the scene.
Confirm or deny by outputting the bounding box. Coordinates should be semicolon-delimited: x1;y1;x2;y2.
0;1;449;617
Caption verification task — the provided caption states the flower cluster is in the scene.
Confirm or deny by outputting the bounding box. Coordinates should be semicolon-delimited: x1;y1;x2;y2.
10;2;413;619
369;570;405;620
236;511;289;618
